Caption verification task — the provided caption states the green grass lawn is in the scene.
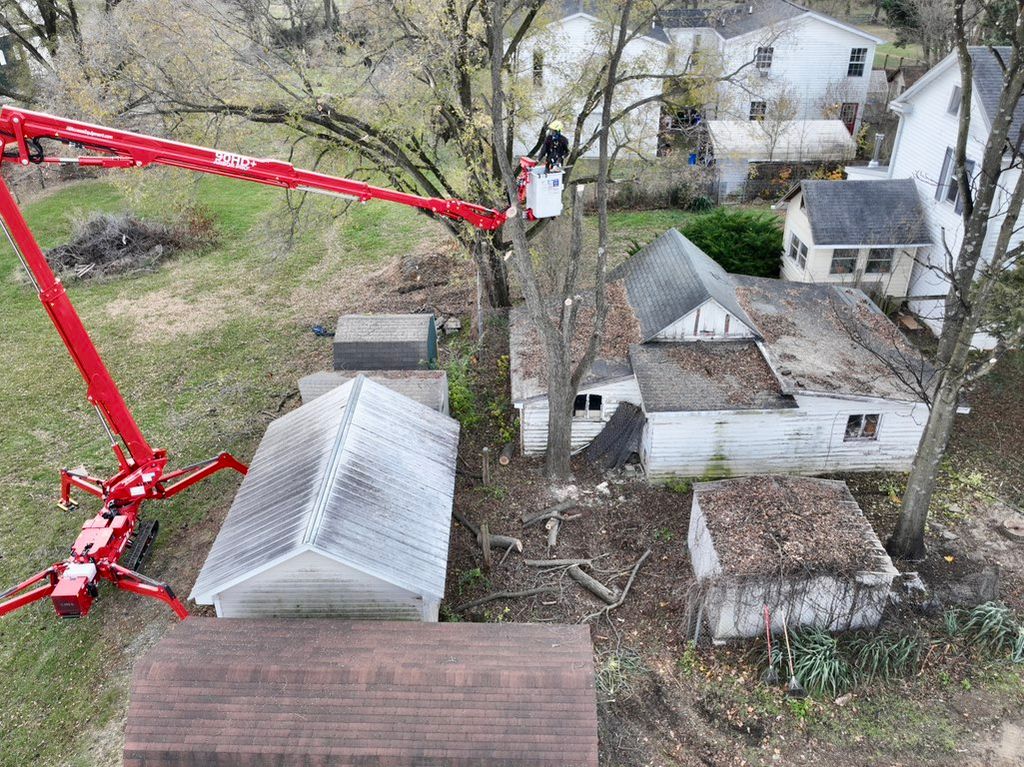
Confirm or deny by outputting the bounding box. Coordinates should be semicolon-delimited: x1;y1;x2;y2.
0;176;440;767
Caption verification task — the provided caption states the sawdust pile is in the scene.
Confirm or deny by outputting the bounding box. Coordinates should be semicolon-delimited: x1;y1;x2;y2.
698;476;881;576
518;280;642;382
46;212;214;281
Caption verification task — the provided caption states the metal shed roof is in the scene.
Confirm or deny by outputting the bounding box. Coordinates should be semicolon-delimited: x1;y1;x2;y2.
298;369;449;411
609;228;757;341
707;120;857;163
190;375;459;603
334;313;434;342
125;619;599;767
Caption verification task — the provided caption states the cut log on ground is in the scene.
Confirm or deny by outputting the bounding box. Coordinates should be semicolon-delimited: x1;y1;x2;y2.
480;522;492;570
454;509;523;556
499;442;514;466
547;517;561;548
454;586;559;612
568;565;619;605
582;549;653;623
522;501;577;526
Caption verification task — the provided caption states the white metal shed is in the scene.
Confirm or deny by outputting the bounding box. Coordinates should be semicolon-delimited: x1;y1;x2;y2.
707;119;857;195
190;375;460;620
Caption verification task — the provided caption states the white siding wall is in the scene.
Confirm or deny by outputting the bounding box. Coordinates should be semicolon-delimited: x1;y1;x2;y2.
518;376;642;456
888;62;1023;345
655;299;756;340
715;16;875;131
642;393;928;479
516;14;664;158
214;550;433;621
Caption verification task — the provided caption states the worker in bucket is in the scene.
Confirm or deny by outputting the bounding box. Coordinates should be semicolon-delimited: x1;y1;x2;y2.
538;120;569;172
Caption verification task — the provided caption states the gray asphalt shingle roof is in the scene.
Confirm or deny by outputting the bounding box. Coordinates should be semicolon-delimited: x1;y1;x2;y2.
609;228;757;341
970;46;1024;141
658;0;805;39
793;178;932;246
190;375;459;603
629;342;794;412
334;313;434;342
298;369;449;412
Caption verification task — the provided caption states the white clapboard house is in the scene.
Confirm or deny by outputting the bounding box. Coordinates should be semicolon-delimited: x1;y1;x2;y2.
785;46;1024;345
509;229;940;480
190;375;459;620
519;0;881;158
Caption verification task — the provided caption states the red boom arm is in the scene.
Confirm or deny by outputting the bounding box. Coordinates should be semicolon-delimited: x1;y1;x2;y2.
0;107;512;621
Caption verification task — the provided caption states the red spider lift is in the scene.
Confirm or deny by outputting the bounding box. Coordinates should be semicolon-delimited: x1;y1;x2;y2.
0;107;529;621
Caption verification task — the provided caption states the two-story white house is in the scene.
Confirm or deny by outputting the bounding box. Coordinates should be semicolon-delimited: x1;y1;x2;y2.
783;46;1024;344
659;0;882;132
519;0;881;159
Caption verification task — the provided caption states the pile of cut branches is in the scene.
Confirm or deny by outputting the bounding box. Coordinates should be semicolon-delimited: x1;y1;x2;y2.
46;211;215;281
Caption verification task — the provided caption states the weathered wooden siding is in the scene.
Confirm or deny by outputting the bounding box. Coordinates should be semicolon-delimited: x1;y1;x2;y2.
655;299;756;340
642;393;928;479
215;550;429;620
518;377;642;456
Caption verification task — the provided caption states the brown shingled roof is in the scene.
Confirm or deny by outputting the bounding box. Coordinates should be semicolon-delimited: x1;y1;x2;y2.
124;619;598;767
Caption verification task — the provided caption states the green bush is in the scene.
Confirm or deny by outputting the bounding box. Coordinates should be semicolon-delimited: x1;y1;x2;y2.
790;628;854;697
681;207;783;277
444;343;481;429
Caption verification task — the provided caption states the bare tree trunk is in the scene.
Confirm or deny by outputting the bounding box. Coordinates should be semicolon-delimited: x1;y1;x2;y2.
544;356;574;478
471;232;511;309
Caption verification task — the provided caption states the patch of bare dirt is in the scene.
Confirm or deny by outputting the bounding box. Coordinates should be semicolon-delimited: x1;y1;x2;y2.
104;283;239;341
290;238;476;324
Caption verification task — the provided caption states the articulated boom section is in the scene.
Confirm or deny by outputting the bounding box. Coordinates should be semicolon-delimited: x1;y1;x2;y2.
0;107;526;621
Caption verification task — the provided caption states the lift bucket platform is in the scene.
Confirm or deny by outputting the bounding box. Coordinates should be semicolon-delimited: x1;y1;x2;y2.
525;167;564;219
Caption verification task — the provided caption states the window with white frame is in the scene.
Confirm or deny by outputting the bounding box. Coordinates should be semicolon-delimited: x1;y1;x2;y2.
532;50;544;87
847;48;867;77
947;85;962;115
865;248;893;273
749;101;767;120
788;234;808;269
830;248;859;274
755;46;773;72
573;393;603;420
844;414;880;441
936;147;976;213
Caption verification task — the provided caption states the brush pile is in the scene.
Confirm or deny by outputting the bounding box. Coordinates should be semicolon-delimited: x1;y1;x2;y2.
46;211;215;281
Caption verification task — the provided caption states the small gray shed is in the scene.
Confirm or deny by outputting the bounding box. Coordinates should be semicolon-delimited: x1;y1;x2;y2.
334;313;437;370
190;375;459;620
298;369;449;414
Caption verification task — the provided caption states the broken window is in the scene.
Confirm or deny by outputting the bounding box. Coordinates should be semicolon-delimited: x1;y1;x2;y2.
865;248;893;274
754;46;773;72
847;48;867;77
574;394;603;420
749;101;767;121
788;233;808;269
844;414;880;441
830;248;859;274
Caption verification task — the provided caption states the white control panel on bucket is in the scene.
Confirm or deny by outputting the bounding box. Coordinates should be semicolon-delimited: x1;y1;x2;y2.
525;167;564;219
